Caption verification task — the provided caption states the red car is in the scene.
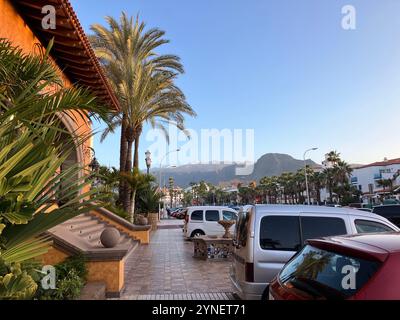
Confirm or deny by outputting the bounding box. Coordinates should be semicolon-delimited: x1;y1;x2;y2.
269;232;400;300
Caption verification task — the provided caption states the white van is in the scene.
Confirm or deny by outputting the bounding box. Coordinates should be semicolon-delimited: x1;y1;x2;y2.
183;206;238;238
230;204;399;300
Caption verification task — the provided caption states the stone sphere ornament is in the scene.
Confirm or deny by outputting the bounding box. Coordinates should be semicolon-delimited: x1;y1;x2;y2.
217;220;236;238
100;227;120;248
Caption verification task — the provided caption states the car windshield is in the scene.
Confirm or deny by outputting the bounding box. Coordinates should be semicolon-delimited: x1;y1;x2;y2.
279;245;381;299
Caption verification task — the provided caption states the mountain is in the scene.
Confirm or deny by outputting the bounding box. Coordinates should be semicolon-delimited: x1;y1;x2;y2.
152;153;319;187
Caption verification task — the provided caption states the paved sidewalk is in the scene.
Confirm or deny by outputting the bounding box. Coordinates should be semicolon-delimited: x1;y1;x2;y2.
157;218;184;229
121;228;235;299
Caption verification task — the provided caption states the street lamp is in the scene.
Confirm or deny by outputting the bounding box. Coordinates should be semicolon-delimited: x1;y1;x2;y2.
145;150;152;175
158;148;180;217
304;147;318;205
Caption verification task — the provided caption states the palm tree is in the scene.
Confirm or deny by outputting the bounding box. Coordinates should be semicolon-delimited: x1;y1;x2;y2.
90;13;196;213
326;150;341;164
376;179;393;194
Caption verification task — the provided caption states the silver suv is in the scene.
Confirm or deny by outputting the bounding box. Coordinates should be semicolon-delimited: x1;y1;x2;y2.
230;204;399;300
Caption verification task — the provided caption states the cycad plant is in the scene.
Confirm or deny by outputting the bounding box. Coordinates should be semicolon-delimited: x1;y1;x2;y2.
0;39;110;299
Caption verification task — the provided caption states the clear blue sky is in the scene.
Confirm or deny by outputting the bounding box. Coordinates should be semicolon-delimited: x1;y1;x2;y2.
71;0;400;169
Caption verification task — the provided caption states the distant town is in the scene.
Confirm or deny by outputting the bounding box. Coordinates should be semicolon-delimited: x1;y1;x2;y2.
157;152;400;209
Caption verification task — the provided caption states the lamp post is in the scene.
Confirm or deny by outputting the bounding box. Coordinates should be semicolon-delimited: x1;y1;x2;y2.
304;147;318;205
158;148;180;217
145;150;152;175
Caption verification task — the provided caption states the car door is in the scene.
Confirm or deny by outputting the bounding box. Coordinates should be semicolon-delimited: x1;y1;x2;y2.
254;213;301;284
204;209;221;236
231;206;255;289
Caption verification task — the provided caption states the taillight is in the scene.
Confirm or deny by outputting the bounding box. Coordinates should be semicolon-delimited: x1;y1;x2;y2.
245;262;254;282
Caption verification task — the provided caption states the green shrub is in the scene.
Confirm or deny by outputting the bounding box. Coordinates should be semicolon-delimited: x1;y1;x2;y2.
54;269;84;300
35;255;87;300
55;255;87;281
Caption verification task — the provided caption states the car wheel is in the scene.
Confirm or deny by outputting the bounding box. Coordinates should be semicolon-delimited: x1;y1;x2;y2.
261;286;270;301
191;230;205;238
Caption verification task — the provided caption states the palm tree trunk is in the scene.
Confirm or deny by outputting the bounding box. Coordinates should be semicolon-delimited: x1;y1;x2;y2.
118;115;128;205
133;125;142;169
129;189;136;224
124;138;134;213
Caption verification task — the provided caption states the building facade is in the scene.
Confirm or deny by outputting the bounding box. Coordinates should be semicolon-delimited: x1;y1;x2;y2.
350;158;400;202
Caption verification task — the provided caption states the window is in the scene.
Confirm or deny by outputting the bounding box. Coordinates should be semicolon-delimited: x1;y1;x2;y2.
355;220;394;233
301;217;347;243
235;209;251;247
259;216;301;251
205;210;220;221
279;245;381;298
191;210;203;221
223;210;236;221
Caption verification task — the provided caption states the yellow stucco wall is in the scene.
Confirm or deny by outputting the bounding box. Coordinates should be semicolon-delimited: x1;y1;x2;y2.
0;0;92;182
40;246;125;295
40;247;70;266
86;260;125;293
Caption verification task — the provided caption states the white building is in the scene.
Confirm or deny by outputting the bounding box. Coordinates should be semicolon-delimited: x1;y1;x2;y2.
350;158;400;202
160;186;183;208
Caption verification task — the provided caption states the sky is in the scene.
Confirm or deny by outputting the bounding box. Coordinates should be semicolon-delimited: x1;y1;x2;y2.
71;0;400;170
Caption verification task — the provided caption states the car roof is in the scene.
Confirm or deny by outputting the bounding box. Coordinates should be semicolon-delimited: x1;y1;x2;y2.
253;204;387;219
187;206;235;210
307;232;400;262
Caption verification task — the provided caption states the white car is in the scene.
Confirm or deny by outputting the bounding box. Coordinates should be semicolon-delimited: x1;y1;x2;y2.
183;206;238;238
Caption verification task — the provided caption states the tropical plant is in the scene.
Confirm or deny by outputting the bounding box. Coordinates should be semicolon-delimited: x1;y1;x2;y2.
120;168;156;222
136;185;162;215
90;13;196;214
0;39;109;299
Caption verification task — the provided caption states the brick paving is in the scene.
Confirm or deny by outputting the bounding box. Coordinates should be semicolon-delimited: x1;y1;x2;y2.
120;227;235;300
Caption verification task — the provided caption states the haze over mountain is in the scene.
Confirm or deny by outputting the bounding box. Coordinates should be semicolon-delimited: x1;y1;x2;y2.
153;153;320;187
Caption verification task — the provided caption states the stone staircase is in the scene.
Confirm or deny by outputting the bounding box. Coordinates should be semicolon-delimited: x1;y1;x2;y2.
59;212;139;249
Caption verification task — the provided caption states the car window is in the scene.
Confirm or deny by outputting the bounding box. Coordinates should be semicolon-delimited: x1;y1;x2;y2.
235;209;251;247
355;219;394;233
279;245;381;299
301;217;347;243
223;210;236;221
205;210;220;221
191;210;203;221
259;216;301;251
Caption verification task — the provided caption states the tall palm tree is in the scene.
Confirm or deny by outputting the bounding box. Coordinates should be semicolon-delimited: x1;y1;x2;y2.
90;13;196;213
326;150;341;164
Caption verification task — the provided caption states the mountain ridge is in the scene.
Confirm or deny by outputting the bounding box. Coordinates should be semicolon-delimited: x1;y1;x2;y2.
152;153;321;187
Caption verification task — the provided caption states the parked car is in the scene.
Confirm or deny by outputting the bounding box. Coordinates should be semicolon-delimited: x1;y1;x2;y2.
230;204;399;300
172;208;187;219
183;206;238;238
372;205;400;227
269;232;400;300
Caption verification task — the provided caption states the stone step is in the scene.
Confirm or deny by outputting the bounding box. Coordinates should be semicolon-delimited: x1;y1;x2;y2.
73;224;105;237
83;228;104;241
62;215;94;226
64;220;100;231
